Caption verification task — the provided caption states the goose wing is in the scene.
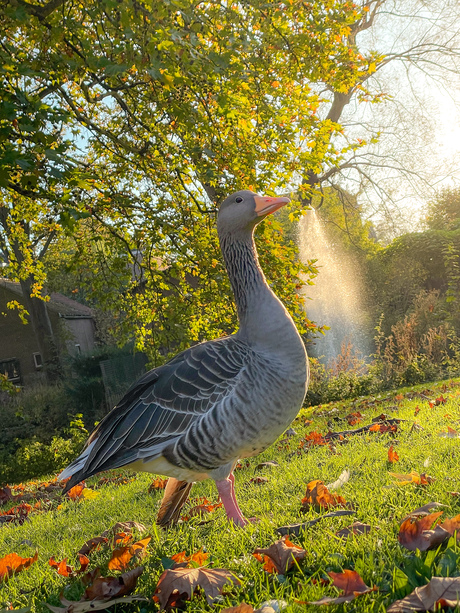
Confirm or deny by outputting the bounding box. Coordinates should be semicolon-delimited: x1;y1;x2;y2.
61;335;249;488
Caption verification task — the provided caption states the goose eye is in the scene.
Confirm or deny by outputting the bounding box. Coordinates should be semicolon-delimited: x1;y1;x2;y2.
235;196;243;203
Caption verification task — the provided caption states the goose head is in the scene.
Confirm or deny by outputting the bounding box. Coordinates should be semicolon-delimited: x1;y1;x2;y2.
217;190;290;236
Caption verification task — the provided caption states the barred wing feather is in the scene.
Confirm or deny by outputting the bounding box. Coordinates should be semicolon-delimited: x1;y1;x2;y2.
61;336;248;490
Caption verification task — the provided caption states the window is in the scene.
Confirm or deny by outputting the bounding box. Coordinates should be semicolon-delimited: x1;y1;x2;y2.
33;352;43;369
0;358;22;385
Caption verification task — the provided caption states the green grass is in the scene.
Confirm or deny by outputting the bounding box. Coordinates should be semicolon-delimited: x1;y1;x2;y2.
2;378;460;612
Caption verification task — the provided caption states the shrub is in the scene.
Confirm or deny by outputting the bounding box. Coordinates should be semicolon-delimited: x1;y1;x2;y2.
0;415;88;485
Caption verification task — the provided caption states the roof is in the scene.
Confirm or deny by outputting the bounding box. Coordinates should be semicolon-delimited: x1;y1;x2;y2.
0;279;93;318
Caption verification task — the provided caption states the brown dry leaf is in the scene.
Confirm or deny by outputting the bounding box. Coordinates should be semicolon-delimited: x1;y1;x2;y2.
387;576;460;612
222;604;254;613
398;512;449;551
253;536;306;574
78;536;108;557
336;522;371;539
101;521;146;538
83;565;144;600
301;480;349;512
388;446;399;463
108;536;151;571
0;551;38;582
46;595;148;613
308;569;375;605
402;502;446;521
153;567;240;610
248;477;269;485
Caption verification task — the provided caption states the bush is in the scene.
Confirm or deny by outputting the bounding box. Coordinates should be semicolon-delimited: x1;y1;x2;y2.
0;415;88;485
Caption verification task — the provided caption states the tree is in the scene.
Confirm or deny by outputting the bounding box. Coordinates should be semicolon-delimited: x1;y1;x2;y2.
2;0;457;367
425;187;460;231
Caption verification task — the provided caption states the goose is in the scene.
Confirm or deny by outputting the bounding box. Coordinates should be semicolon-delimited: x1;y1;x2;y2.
59;190;309;527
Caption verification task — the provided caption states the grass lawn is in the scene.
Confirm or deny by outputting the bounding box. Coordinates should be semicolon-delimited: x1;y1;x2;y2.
1;377;460;612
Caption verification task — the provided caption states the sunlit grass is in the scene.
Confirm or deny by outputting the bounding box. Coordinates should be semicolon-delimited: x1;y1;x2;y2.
1;378;460;612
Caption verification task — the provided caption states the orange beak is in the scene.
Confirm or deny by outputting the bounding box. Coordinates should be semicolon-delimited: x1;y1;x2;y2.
254;195;290;217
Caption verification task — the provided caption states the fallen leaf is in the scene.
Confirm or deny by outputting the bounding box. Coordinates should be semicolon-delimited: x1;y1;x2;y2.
249;477;269;485
0;551;38;582
78;536;109;557
148;478;168;492
84;565;144;599
388;446;399;463
108;537;151;571
326;469;350;491
398;512;449;551
253;536;306;574
153;567;240;610
66;483;85;500
402;502;446;521
387;576;460;612
439;426;460;438
336;522;371;539
46;595;147;613
301;480;350;512
49;558;72;577
49;555;89;577
308;569;375;605
222;604;254;613
439;514;460;538
181;497;223;521
171;549;209;568
389;471;434;486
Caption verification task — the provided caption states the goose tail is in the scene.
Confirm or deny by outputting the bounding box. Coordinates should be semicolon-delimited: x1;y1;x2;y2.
156;478;193;527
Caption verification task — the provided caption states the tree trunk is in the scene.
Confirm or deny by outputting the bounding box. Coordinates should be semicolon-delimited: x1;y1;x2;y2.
19;277;62;384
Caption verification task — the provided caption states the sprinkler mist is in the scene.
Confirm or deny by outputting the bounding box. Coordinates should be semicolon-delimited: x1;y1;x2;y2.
298;208;371;363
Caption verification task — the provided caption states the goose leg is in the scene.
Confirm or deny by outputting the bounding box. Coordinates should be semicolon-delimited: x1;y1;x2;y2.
215;477;247;527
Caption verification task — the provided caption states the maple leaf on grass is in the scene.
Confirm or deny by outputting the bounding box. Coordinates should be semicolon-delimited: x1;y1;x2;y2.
398;512;449;551
83;565;144;599
0;551;38;582
387;576;460;612
300;480;351;512
253;536;306;574
46;595;148;613
49;555;89;577
222;604;254;613
153;567;240;610
148;477;168;492
77;536;109;557
307;569;376;605
388;445;400;463
170;549;209;569
108;536;151;571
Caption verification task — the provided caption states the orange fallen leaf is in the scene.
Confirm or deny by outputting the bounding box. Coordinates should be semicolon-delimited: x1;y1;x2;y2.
388;445;399;463
49;557;73;577
398;512;448;551
253;536;306;574
307;569;376;605
153;567;240;610
301;480;349;512
0;551;38;582
181;497;223;521
148;478;168;492
66;483;85;500
171;549;209;568
108;537;151;571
